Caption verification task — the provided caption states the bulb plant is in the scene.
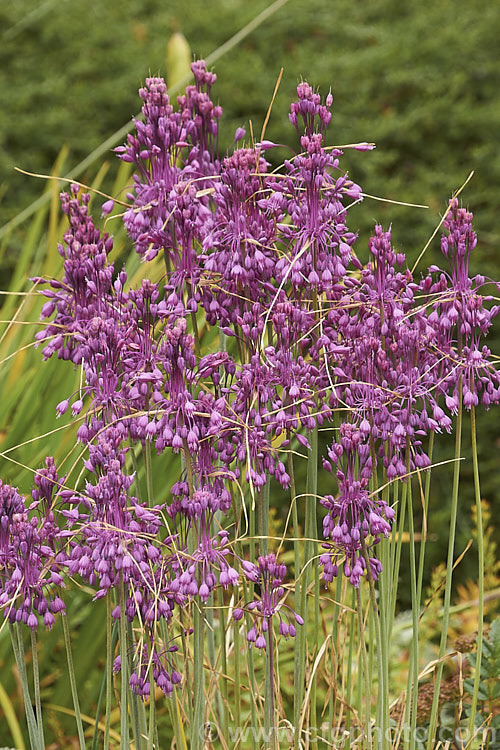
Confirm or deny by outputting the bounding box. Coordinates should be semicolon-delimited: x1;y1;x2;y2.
1;60;499;750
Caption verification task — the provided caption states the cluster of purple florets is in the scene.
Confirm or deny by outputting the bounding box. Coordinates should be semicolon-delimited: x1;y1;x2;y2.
0;464;66;629
1;60;499;695
233;554;304;649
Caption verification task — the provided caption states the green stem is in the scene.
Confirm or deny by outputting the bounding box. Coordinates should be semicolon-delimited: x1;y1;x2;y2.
345;590;356;750
206;596;224;732
119;578;129;750
217;587;229;741
259;477;274;745
62;612;86;750
426;376;463;749
378;532;390;737
467;404;484;738
404;448;419;750
309;424;320;748
103;598;115;750
241;576;258;750
130;444;143;503
260;482;270;555
356;588;372;750
390;479;406;632
192;600;206;750
131;617;148;750
256;488;265;557
289;431;302;728
371;468;389;739
183;441;206;749
329;573;343;729
127;619;144;750
368;606;375;715
148;663;156;750
143;437;155;508
294;425;318;746
264;618;276;750
30;628;45;750
416;432;434;608
161;618;186;750
234;612;241;732
169;686;186;750
361;538;386;750
9;623;40;750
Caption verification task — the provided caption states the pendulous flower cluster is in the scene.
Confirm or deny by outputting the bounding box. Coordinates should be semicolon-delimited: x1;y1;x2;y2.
0;462;67;629
2;60;499;708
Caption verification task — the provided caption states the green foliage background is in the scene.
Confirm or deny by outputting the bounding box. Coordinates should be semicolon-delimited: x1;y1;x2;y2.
1;0;499;261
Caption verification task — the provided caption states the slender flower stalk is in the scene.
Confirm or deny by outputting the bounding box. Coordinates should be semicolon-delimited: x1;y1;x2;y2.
216;586;230;740
104;596;113;750
118;578;129;750
361;536;386;750
307;424;319;750
30;628;44;750
147;661;156;750
416;432;434;608
264;617;277;750
9;623;40;750
62;612;86;750
426;375;463;749
404;444;419;750
192;601;206;750
356;587;372;750
467;403;484;739
345;590;356;750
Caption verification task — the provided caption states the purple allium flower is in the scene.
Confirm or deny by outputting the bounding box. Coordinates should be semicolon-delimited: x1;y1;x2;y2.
267;83;364;293
126;631;181;699
319;224;457;480
116;62;218;279
177;60;221;175
441;198;477;294
165;516;238;602
33;185;114;364
289;82;333;136
66;428;168;620
0;468;67;629
0;481;25;560
200;148;279;329
235;553;302;650
24;62;500;673
320;423;395;588
427;199;500;410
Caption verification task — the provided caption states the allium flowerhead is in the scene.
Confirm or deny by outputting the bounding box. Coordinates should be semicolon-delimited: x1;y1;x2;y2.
426;198;500;409
66;428;165;614
235;553;303;650
164;513;238;601
33;187;114;364
289;82;333;135
320;424;394;588
115;628;182;699
441;198;477;291
270;86;363;293
117;62;219;271
199;148;279;329
0;481;25;554
0;475;67;629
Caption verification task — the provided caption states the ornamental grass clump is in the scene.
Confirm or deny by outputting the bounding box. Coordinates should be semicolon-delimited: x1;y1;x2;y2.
1;59;499;750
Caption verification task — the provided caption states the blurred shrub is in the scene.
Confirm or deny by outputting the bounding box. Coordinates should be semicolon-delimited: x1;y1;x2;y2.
1;0;499;265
